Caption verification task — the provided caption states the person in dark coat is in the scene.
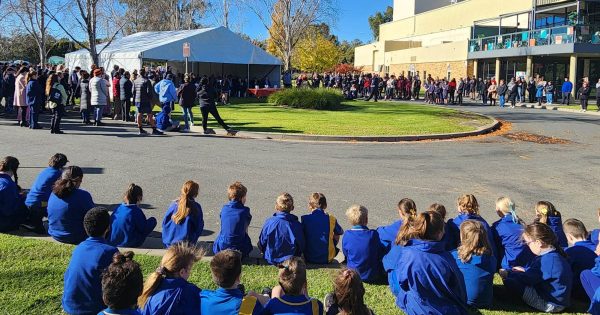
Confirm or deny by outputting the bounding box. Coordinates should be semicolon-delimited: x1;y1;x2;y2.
119;72;133;122
25;71;44;129
365;74;380;102
177;75;197;131
2;68;16;113
578;82;591;112
196;77;232;134
77;71;92;125
132;69;162;135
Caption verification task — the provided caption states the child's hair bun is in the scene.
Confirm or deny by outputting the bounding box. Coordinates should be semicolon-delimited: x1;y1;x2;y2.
112;251;135;264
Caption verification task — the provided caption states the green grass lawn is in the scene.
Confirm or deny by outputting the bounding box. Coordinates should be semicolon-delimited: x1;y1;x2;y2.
162;98;492;136
558;104;600;111
0;234;588;315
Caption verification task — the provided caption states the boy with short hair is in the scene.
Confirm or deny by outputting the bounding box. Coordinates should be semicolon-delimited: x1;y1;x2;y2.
201;249;264;315
62;207;119;315
301;193;343;264
258;193;305;265
563;218;597;299
213;182;253;258
342;205;384;283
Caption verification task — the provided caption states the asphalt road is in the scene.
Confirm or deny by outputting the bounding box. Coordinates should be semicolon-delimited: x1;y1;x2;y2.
1;104;599;246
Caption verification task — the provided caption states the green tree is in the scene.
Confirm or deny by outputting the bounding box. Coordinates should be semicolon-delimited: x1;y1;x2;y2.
338;39;363;64
368;5;393;41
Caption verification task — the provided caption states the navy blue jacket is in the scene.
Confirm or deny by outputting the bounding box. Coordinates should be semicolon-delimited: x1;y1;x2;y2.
448;213;497;257
26;79;44;107
566;240;597;298
376;219;402;254
161;200;204;248
589;286;600;314
0;173;25;232
200;287;264;315
262;295;323;315
47;189;95;244
63;237;119;315
301;208;343;264
109;203;156;247
506;249;573;309
546;216;568;248
140;278;201;315
451;251;497;308
342;225;384;283
98;308;141;315
392;239;469;315
258;211;305;265
213;200;253;257
25;166;62;207
492;214;534;270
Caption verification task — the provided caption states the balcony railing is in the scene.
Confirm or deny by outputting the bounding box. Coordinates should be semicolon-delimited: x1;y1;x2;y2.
469;25;600;53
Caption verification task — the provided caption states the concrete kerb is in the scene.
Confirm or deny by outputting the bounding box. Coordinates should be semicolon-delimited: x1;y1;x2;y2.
515;103;600;115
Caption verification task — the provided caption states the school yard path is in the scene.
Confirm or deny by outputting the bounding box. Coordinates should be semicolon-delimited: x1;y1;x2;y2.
1;104;599;251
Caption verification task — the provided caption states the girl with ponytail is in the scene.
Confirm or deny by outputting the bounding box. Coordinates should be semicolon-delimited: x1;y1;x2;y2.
139;243;204;315
391;211;469;315
108;183;157;247
535;201;568;247
161;180;204;248
492;197;534;270
376;198;417;253
47;166;95;244
447;194;497;258
500;222;573;313
324;268;375;315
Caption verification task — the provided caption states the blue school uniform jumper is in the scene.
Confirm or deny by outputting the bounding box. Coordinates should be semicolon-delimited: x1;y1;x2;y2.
451;250;497;308
492;214;535;270
108;203;157;247
545;216;568;248
140;278;201;315
47;189;95;244
301;208;343;264
343;225;384;283
589;287;600;315
200;287;264;315
447;214;497;257
262;295;323;315
161;200;204;248
213;200;254;258
63;237;119;315
392;239;469;315
0;173;26;232
25;166;62;207
504;249;572;312
258;211;305;265
581;256;600;303
565;240;597;299
376;219;402;253
97;308;141;315
383;243;403;296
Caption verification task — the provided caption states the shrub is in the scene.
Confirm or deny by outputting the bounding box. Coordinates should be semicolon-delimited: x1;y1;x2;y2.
268;88;344;110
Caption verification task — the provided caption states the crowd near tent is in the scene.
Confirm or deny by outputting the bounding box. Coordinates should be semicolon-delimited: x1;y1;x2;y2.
65;27;282;84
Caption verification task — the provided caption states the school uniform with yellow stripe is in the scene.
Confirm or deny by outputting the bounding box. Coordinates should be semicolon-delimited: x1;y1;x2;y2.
200;287;263;315
262;295;323;315
301;209;343;264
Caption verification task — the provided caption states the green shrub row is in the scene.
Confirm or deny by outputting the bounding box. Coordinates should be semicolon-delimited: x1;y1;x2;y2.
268;88;344;110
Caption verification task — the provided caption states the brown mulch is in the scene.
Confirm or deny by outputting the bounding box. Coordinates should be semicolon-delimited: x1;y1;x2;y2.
502;132;573;144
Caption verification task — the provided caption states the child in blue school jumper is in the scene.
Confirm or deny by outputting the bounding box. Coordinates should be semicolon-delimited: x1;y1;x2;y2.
213;182;253;258
138;242;203;315
47;166;96;244
563;218;597;300
97;252;143;315
108;184;157;248
581;246;600;305
258;193;305;265
447;194;497;257
0;156;27;232
343;204;384;283
201;249;264;315
500;222;573;313
301;193;343;264
428;203;453;249
161;180;204;248
535;201;568;248
323;269;376;315
588;208;600;245
62;207;119;315
451;220;497;308
492;197;534;270
391;211;469;315
376;198;417;254
24;153;68;234
262;257;324;315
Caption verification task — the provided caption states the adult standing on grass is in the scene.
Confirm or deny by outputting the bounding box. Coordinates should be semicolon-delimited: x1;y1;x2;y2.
561;77;573;105
178;74;197;131
365;74;380;102
90;69;109;127
14;67;29;127
133;69;162;135
197;77;232;134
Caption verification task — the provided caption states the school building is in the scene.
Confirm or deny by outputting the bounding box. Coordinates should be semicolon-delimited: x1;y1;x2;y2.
354;0;600;95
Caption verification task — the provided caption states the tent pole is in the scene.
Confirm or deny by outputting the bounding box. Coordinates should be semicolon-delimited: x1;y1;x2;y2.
247;64;250;88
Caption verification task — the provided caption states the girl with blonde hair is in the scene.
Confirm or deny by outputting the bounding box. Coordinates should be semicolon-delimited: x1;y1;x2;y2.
492;197;534;270
376;198;417;253
161;181;204;248
447;194;496;257
534;201;567;247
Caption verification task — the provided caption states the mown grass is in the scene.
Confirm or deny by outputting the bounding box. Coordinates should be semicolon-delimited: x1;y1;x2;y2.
0;234;589;315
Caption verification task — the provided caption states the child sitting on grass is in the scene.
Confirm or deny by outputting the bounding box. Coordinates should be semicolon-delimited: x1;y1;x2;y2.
301;193;343;264
323;269;375;315
62;207;118;315
162;180;204;247
201;249;264;314
447;194;496;257
98;252;143;315
263;257;324;315
492;197;533;270
258;193;305;265
343;204;384;283
589;208;600;245
563;218;596;299
452;220;497;308
500;222;573;313
109;183;157;248
213;182;254;258
428;203;453;249
534;201;568;248
138;242;204;314
376;198;417;253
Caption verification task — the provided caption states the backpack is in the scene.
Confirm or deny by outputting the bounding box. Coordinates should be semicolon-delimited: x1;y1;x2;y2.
48;86;62;105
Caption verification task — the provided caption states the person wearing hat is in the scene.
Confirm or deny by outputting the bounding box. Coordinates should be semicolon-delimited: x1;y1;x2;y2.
90;69;109;126
132;68;162;135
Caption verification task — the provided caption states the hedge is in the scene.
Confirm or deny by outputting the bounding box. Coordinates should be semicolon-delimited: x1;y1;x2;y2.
268;88;344;110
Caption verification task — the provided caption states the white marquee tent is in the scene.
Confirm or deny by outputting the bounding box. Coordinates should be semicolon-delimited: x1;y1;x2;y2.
65;27;282;84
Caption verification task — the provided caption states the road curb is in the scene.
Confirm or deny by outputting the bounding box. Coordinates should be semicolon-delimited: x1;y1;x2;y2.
516;103;600;115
